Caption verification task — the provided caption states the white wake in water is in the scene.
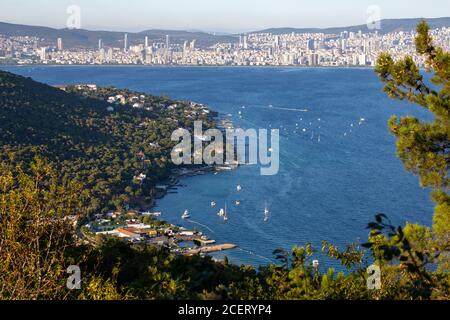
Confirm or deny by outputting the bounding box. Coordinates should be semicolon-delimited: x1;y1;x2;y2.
185;219;215;233
236;247;273;263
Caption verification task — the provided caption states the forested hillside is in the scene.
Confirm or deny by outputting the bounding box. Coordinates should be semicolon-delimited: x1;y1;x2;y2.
0;70;214;214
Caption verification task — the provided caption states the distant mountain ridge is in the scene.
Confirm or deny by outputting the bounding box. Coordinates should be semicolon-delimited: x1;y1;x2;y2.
0;17;449;49
255;17;450;35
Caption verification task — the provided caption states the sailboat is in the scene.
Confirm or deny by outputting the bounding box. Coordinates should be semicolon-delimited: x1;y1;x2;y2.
236;184;242;192
217;208;225;217
223;204;229;222
181;209;191;219
211;201;216;208
235;200;241;206
264;202;269;223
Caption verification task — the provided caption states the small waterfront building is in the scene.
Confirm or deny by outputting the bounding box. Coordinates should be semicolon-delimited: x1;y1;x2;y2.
115;227;141;241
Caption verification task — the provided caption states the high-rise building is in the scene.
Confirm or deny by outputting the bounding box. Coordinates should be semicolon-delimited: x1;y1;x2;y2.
98;48;105;63
145;36;149;48
273;35;280;53
308;53;319;66
107;48;113;63
307;39;315;51
190;39;196;50
57;38;63;51
341;39;347;52
124;33;128;51
243;35;248;49
40;47;47;61
98;39;102;50
165;35;170;62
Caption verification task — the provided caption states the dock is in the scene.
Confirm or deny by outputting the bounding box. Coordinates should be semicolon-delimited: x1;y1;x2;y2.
184;243;238;255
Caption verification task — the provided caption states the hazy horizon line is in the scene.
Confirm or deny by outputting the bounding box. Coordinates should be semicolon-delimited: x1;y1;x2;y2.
1;15;449;35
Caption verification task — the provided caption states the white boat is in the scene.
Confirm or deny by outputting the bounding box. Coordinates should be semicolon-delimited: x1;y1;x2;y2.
217;208;225;217
223;204;228;222
236;185;242;192
235;200;241;206
264;202;269;223
181;210;191;219
211;201;216;207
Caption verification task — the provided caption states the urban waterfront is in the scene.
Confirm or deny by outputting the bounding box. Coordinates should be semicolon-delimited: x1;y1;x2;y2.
1;65;435;266
2;25;449;67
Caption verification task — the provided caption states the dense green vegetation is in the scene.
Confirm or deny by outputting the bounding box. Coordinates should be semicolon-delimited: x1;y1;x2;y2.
0;22;448;300
0;73;215;214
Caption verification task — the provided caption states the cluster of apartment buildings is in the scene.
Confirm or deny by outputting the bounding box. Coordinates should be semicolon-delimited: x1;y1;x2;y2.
1;26;449;67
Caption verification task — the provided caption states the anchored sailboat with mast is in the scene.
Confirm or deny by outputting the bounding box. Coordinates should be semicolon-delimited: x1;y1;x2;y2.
223;203;228;222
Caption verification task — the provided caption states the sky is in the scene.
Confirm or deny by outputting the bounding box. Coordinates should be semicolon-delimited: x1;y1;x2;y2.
1;0;449;33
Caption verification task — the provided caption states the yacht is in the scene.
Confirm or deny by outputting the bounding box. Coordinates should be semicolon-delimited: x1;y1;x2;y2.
217;208;225;217
181;210;191;219
211;201;216;208
235;200;241;206
236;185;242;192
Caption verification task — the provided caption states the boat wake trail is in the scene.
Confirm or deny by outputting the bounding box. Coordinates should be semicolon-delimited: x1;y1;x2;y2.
237;247;273;263
185;219;215;233
248;105;308;112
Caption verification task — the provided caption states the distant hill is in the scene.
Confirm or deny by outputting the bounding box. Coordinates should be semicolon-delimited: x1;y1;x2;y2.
0;21;237;49
0;70;213;213
0;17;448;49
255;17;450;35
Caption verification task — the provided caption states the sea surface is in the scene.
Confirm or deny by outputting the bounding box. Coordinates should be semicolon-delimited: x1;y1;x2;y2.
1;66;435;268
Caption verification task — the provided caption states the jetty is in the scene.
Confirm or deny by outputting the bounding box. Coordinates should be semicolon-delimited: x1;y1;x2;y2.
184;243;238;256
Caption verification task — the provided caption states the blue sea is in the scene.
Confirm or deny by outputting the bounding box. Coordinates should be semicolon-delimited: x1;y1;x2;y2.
1;66;434;267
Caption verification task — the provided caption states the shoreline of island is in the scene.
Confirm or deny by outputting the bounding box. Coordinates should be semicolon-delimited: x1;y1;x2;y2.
77;93;241;260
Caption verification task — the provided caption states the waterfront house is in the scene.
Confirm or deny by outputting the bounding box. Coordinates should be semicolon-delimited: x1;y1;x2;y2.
115;227;141;241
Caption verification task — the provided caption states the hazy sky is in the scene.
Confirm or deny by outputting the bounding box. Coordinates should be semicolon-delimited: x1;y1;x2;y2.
1;0;449;33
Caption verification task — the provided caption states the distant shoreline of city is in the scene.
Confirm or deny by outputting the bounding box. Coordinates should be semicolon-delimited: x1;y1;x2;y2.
1;63;377;69
2;24;449;68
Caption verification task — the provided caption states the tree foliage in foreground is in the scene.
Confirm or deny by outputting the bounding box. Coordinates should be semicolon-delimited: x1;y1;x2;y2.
375;20;449;274
0;22;448;300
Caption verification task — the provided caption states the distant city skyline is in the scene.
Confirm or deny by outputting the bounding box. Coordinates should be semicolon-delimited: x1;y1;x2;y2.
1;0;449;33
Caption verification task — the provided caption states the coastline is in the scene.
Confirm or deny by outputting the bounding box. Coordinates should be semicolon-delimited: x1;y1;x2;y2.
145;113;240;258
0;63;376;70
